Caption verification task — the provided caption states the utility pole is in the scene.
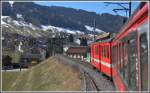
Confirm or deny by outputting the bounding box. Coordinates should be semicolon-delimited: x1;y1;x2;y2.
93;19;96;41
129;2;132;17
104;2;132;17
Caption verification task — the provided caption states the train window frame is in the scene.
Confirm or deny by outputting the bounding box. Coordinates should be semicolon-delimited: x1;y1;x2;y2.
121;36;130;89
138;21;148;91
115;45;117;67
120;43;123;71
117;44;120;70
107;46;109;59
120;42;125;78
102;46;104;58
128;30;138;90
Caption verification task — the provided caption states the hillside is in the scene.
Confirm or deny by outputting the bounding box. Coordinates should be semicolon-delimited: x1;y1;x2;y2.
2;2;127;33
2;57;81;91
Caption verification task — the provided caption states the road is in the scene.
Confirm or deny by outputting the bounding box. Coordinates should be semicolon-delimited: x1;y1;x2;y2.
2;68;28;72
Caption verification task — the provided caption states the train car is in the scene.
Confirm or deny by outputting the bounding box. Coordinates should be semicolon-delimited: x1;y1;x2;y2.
111;2;148;91
91;41;112;77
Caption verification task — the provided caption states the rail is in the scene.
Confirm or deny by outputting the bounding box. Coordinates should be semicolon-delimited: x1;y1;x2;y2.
81;72;99;91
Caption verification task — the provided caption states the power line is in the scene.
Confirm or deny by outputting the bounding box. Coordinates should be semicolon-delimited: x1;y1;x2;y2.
104;2;132;17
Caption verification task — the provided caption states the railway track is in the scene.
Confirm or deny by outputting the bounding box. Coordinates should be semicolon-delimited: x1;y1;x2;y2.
55;54;115;91
81;71;99;91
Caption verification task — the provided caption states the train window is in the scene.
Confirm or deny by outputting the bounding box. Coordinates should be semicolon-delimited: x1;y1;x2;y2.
94;46;96;55
124;43;129;83
138;21;148;91
104;46;107;58
115;45;117;68
107;46;109;59
119;36;130;87
120;42;125;78
117;44;120;70
119;43;122;72
119;44;121;71
96;46;99;55
112;46;115;66
119;44;121;70
103;46;105;58
115;46;117;67
120;42;123;71
101;47;103;57
104;46;108;59
103;47;105;58
128;31;138;90
122;43;125;78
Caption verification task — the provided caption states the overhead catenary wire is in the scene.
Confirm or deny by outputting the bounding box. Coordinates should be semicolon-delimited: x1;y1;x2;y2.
104;2;132;17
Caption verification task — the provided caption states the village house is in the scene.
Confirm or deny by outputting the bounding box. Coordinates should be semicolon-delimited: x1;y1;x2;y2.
66;46;87;61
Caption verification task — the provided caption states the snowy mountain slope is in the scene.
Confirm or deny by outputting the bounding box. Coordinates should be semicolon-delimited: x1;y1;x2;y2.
1;16;86;38
1;14;105;46
41;25;85;35
85;25;105;34
3;2;126;33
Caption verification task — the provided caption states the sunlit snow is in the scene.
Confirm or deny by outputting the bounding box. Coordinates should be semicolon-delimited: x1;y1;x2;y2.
8;1;14;7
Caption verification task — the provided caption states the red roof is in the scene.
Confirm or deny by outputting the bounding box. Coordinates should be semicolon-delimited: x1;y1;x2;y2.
66;46;87;54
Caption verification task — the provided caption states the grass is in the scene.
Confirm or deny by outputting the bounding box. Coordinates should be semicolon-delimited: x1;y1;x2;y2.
2;57;81;91
3;51;21;63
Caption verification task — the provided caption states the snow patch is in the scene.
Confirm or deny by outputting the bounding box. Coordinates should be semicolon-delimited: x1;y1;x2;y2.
75;30;84;34
16;14;23;19
85;25;93;31
63;46;69;52
1;16;10;19
75;39;80;45
41;25;76;34
1;16;9;25
85;25;104;33
10;19;38;30
65;29;75;34
1;20;7;25
88;40;93;44
26;30;31;34
2;36;5;40
13;20;20;26
9;1;14;7
28;23;37;30
41;25;53;31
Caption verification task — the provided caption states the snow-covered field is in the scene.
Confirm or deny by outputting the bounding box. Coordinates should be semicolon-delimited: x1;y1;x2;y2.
85;25;105;33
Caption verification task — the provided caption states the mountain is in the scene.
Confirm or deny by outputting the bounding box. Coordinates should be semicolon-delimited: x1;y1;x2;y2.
2;2;127;33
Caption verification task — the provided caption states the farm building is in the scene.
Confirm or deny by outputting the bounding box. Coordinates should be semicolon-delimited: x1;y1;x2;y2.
66;46;87;61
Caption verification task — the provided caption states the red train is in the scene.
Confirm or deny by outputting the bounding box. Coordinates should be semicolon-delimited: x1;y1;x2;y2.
90;2;148;91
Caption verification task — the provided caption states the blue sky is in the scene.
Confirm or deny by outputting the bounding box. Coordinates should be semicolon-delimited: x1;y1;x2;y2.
34;1;141;17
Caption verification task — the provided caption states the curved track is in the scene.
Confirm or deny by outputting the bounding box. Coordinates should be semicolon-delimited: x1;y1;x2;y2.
55;54;115;91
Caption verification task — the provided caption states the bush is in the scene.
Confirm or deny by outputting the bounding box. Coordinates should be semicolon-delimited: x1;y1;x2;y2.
11;51;22;63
